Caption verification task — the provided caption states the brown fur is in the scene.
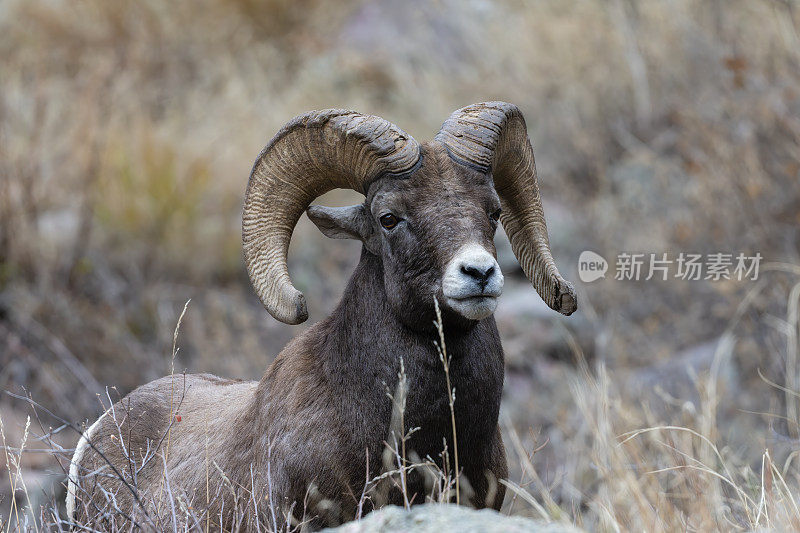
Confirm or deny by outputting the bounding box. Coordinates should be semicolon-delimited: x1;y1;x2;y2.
70;144;509;529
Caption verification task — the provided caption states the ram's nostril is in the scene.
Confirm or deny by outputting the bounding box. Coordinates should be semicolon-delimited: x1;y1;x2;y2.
461;264;494;282
461;265;481;278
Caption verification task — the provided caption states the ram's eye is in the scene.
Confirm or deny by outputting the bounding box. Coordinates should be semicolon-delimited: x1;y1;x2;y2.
489;208;502;222
379;213;399;230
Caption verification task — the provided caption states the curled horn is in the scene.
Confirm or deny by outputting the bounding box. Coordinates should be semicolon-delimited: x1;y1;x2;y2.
243;109;420;324
435;102;577;315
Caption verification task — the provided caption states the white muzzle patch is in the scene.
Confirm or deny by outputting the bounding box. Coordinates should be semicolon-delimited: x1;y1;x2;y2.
442;243;503;320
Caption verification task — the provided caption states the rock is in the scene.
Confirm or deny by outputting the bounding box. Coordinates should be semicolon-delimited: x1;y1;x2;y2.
623;334;738;409
323;505;582;533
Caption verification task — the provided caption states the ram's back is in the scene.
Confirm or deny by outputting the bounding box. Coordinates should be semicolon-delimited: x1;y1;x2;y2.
67;373;258;526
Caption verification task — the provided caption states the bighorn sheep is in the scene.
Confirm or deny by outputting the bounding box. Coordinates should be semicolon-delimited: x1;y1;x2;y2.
66;102;577;529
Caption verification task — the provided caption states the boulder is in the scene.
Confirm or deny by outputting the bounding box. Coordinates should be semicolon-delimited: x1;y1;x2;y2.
323;505;582;533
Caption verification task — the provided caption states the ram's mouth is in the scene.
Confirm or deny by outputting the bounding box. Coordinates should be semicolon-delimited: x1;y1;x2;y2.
443;293;500;321
445;287;502;301
449;295;497;303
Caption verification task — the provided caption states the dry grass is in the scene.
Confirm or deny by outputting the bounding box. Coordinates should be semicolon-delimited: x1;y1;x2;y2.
3;276;800;531
1;0;799;531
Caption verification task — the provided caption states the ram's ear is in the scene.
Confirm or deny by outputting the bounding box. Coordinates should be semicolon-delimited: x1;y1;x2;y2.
307;204;372;242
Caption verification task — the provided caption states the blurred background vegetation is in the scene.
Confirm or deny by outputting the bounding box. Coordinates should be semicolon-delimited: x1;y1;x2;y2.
1;0;799;530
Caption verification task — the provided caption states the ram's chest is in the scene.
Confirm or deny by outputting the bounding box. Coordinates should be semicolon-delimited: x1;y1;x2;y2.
400;350;503;458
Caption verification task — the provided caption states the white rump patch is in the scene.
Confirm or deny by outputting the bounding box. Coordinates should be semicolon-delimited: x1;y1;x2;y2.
66;411;107;521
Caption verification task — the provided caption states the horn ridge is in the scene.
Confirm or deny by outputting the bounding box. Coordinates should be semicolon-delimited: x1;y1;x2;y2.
435;102;577;316
243;109;420;324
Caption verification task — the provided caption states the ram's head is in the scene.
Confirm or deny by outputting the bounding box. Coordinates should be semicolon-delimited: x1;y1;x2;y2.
243;102;577;327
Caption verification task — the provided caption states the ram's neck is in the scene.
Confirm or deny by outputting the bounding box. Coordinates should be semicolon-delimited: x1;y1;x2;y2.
325;248;500;370
250;247;505;487
318;248;505;451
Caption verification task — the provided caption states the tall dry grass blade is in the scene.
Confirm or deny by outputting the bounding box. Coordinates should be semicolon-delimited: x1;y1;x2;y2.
498;479;550;521
0;413;20;533
786;282;800;437
432;297;459;505
158;299;191;518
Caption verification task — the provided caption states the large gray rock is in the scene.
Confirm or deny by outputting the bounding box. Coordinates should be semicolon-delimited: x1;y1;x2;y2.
623;333;738;410
323;505;581;533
